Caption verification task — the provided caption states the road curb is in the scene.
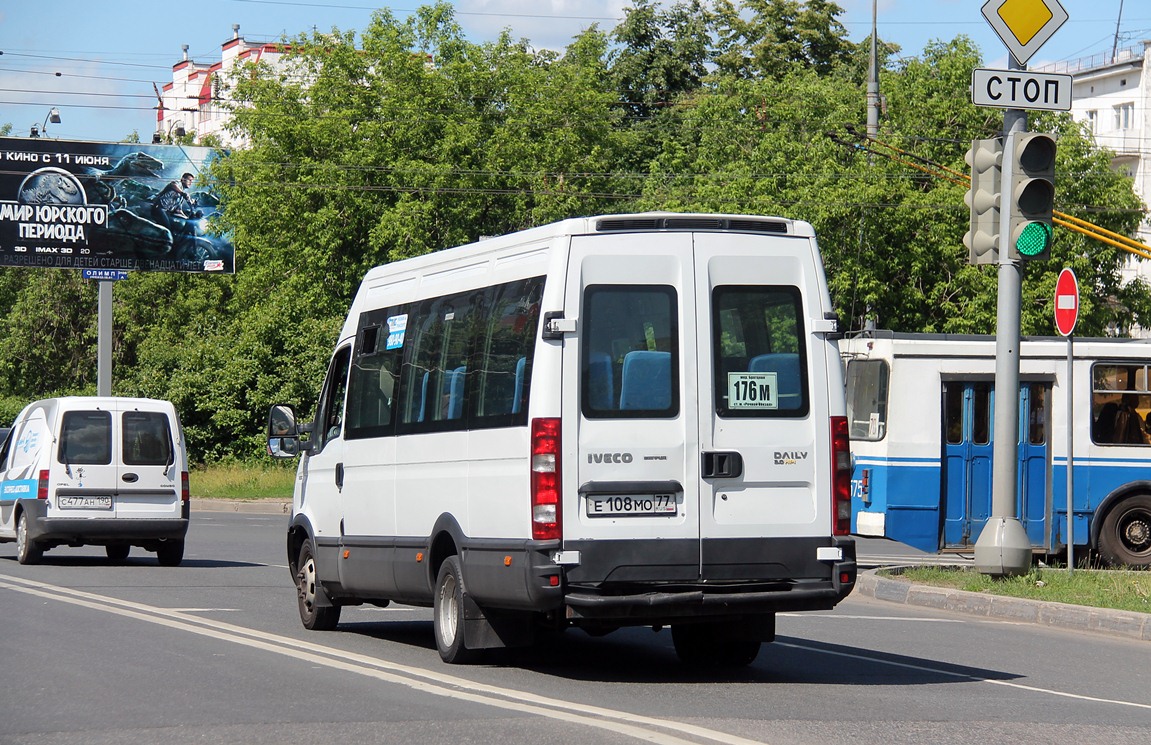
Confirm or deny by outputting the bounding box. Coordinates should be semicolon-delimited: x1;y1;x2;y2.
857;567;1151;643
191;498;292;515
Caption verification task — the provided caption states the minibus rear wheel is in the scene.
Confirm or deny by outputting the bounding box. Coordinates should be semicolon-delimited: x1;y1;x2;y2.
434;556;480;664
672;622;761;668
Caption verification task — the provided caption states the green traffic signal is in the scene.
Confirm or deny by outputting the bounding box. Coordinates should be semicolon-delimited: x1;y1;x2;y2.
1015;221;1053;258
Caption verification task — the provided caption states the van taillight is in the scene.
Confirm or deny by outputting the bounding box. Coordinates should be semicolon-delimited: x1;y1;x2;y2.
831;416;851;536
181;471;190;502
530;417;561;541
37;470;49;500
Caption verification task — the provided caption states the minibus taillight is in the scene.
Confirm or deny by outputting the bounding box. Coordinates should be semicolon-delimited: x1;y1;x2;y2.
530;417;562;541
831;416;851;536
37;469;49;500
181;471;190;502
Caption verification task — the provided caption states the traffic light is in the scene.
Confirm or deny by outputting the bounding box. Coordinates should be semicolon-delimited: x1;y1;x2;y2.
1004;131;1056;261
963;138;1002;265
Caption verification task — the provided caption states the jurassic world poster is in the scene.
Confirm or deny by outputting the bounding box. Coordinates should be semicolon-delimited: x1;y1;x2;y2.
0;137;234;274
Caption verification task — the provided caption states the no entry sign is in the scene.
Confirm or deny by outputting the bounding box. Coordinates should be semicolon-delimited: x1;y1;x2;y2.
1054;267;1079;336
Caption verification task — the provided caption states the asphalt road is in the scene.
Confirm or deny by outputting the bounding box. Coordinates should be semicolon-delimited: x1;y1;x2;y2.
1;508;1149;745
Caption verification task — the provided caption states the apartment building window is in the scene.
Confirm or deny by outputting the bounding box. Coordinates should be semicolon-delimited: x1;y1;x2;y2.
1085;110;1097;133
1114;103;1134;130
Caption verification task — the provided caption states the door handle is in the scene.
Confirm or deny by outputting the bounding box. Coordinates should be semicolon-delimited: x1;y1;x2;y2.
702;451;743;479
335;462;344;490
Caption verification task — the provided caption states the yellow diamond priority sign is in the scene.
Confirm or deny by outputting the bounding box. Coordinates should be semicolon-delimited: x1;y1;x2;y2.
982;0;1068;66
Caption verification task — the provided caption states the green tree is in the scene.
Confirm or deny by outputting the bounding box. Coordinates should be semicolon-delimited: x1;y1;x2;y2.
712;0;851;78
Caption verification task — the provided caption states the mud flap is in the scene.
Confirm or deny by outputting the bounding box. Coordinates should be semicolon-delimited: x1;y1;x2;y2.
462;591;536;649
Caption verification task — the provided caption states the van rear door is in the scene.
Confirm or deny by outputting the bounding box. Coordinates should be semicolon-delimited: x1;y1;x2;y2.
563;230;702;584
562;226;831;585
694;232;830;579
116;406;181;519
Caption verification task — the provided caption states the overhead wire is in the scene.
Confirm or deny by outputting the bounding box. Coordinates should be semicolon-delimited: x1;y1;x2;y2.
836;130;1151;260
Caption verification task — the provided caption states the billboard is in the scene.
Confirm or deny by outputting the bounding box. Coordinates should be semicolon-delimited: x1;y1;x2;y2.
0;137;234;273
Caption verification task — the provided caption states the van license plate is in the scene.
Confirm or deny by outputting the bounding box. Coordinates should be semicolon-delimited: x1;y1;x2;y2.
59;496;113;510
587;494;677;517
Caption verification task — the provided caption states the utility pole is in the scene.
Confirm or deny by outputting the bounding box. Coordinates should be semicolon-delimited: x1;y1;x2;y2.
972;55;1035;577
866;0;880;138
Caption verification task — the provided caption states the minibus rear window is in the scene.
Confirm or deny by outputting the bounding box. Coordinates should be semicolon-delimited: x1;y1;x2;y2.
712;286;808;418
581;285;679;419
59;411;113;465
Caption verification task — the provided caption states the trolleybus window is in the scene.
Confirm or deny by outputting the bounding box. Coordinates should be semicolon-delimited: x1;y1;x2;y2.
846;359;889;440
1091;362;1151;445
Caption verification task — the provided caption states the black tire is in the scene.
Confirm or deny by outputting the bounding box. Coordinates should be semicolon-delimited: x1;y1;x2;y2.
671;623;761;668
296;539;340;631
15;512;42;565
156;539;184;567
1098;494;1151;568
106;544;131;562
433;556;479;664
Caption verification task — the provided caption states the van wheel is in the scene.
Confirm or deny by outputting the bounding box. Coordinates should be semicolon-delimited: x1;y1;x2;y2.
434;556;479;664
156;539;184;567
16;512;42;565
671;623;761;668
106;544;131;562
296;539;340;630
1098;494;1151;568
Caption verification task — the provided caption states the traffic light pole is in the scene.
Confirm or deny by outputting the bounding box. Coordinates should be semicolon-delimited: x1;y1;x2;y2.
974;59;1033;577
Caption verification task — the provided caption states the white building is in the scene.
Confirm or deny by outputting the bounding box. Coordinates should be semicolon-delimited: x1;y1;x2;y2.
155;25;288;148
1041;42;1151;289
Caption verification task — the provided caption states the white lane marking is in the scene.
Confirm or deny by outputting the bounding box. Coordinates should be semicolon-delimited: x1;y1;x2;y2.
169;608;242;613
0;575;765;745
775;641;1151;711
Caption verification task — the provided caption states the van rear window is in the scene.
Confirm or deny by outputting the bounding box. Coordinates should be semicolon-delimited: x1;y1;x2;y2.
59;411;112;465
581;285;679;419
123;412;173;465
712;286;808;417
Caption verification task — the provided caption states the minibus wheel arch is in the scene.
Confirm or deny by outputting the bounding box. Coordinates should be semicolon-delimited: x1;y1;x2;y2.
428;514;466;586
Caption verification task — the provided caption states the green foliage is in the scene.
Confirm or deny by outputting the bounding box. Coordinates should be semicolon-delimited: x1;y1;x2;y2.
0;2;1146;462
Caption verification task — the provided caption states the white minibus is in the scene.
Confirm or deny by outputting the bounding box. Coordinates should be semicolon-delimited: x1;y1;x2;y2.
269;213;855;666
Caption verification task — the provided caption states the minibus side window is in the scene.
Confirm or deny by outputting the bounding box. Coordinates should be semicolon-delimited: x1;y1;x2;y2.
316;347;352;450
397;290;481;431
59;411;113;465
581;285;679;419
345;308;404;440
473;277;543;426
712;286;808;417
1091;362;1151;445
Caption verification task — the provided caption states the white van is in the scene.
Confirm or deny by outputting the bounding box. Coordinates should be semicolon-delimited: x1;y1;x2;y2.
0;396;189;565
269;213;855;666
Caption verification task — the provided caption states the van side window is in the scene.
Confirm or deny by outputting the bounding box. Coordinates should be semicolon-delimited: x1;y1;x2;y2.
398;290;481;430
59;411;113;465
345;311;403;440
712;286;808;417
582;285;679;418
317;346;352;449
473;277;543;425
122;412;173;466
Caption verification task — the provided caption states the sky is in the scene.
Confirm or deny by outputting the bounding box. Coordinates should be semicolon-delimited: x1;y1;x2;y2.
1;0;1149;143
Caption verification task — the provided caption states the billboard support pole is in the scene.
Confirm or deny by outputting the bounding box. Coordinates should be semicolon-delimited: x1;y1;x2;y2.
97;280;112;396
